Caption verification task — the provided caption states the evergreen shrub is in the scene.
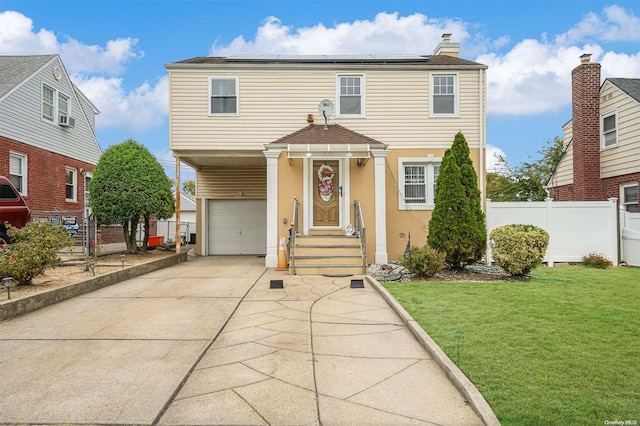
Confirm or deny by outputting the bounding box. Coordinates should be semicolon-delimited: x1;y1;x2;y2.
490;224;549;276
401;245;446;278
0;221;74;285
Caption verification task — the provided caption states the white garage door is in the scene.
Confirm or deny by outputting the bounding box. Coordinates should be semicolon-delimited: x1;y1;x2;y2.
208;200;267;255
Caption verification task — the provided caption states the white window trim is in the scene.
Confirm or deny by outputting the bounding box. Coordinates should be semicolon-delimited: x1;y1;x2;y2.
42;83;55;122
620;182;638;213
9;151;28;196
398;156;441;210
208;76;239;116
65;167;77;202
601;109;618;149
430;72;459;117
336;74;365;118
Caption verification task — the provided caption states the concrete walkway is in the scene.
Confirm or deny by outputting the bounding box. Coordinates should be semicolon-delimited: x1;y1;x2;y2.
0;255;495;425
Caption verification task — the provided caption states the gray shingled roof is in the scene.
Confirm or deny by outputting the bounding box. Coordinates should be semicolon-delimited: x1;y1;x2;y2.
0;55;57;98
607;78;640;103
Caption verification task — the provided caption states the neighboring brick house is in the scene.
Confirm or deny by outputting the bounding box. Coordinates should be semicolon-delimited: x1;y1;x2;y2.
547;54;640;212
166;34;488;271
0;54;104;237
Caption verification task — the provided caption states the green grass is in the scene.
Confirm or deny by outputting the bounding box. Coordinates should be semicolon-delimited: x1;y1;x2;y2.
383;266;640;426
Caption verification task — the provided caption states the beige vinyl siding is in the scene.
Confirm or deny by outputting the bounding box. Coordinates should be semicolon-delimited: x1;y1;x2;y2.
197;166;266;199
600;81;640;178
551;121;574;186
169;68;483;151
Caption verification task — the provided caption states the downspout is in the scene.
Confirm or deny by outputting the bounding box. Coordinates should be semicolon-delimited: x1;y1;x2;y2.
479;68;486;209
175;156;181;254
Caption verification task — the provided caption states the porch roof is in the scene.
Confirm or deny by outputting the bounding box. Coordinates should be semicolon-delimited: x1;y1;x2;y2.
266;124;387;159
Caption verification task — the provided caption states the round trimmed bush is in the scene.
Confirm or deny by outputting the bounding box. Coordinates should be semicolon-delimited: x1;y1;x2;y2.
401;245;446;278
490;224;549;276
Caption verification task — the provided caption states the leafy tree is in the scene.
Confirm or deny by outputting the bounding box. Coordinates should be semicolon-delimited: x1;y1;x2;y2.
428;132;486;269
487;136;564;201
89;139;175;254
182;180;195;196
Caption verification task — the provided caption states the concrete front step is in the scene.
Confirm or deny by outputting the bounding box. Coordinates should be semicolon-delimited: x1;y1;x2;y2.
294;254;363;266
291;234;364;275
292;264;365;276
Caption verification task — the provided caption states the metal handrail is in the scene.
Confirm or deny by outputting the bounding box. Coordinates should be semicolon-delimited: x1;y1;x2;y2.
353;200;367;274
290;198;299;274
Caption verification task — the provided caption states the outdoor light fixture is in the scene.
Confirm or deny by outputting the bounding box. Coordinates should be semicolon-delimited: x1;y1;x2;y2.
3;277;13;300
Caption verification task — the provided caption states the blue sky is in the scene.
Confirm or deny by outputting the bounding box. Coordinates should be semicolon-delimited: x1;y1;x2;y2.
1;0;639;181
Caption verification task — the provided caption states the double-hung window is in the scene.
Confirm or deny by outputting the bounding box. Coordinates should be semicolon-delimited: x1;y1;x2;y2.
209;77;238;115
601;110;618;148
42;84;55;121
58;92;70;123
337;74;364;117
431;74;457;116
9;152;27;195
399;157;441;210
65;167;77;202
621;183;639;213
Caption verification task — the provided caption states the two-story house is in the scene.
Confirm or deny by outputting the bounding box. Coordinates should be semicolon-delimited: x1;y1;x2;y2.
547;54;640;213
166;35;488;272
0;54;103;224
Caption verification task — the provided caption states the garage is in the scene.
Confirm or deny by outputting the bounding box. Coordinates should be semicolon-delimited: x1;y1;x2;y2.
207;200;267;255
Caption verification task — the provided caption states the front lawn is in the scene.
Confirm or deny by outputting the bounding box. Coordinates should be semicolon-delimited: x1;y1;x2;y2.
383;266;640;426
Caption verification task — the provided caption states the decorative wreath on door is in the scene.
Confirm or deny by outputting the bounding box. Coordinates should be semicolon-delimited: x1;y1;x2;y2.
317;164;335;202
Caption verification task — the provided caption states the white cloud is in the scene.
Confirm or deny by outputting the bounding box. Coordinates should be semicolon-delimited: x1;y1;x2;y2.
74;74;168;133
210;13;470;56
556;5;640;44
486;144;508;173
479;5;640;117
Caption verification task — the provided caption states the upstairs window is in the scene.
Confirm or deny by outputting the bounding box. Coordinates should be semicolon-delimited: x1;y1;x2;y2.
431;74;457;116
43;84;55;121
209;77;238;115
65;167;77;202
621;183;638;213
337;75;364;117
58;92;69;122
9;152;27;195
601;110;618;148
398;157;441;210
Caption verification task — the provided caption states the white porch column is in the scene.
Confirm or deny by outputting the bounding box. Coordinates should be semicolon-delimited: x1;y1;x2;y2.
264;149;281;267
372;150;388;264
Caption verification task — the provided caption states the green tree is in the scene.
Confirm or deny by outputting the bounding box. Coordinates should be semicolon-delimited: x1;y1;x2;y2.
428;132;486;269
487;136;564;201
450;131;486;261
182;180;195;196
89;139;175;253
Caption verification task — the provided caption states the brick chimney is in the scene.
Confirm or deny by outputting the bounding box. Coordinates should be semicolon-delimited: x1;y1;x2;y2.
571;53;603;200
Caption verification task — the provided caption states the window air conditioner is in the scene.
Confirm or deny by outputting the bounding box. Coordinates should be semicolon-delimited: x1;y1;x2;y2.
59;115;75;128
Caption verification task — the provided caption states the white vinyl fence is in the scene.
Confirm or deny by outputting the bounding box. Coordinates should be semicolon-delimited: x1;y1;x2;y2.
620;210;640;266
486;198;619;266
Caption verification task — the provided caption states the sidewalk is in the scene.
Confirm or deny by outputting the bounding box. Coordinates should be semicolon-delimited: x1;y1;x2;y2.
0;255;498;425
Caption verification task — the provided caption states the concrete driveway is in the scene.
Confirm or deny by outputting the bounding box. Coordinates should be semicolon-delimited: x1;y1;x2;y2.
0;254;496;425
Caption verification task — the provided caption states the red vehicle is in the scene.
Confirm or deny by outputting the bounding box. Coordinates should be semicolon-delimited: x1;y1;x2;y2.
0;176;31;246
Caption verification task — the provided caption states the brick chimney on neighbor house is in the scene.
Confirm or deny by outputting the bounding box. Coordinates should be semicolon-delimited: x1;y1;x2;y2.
571;53;603;201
